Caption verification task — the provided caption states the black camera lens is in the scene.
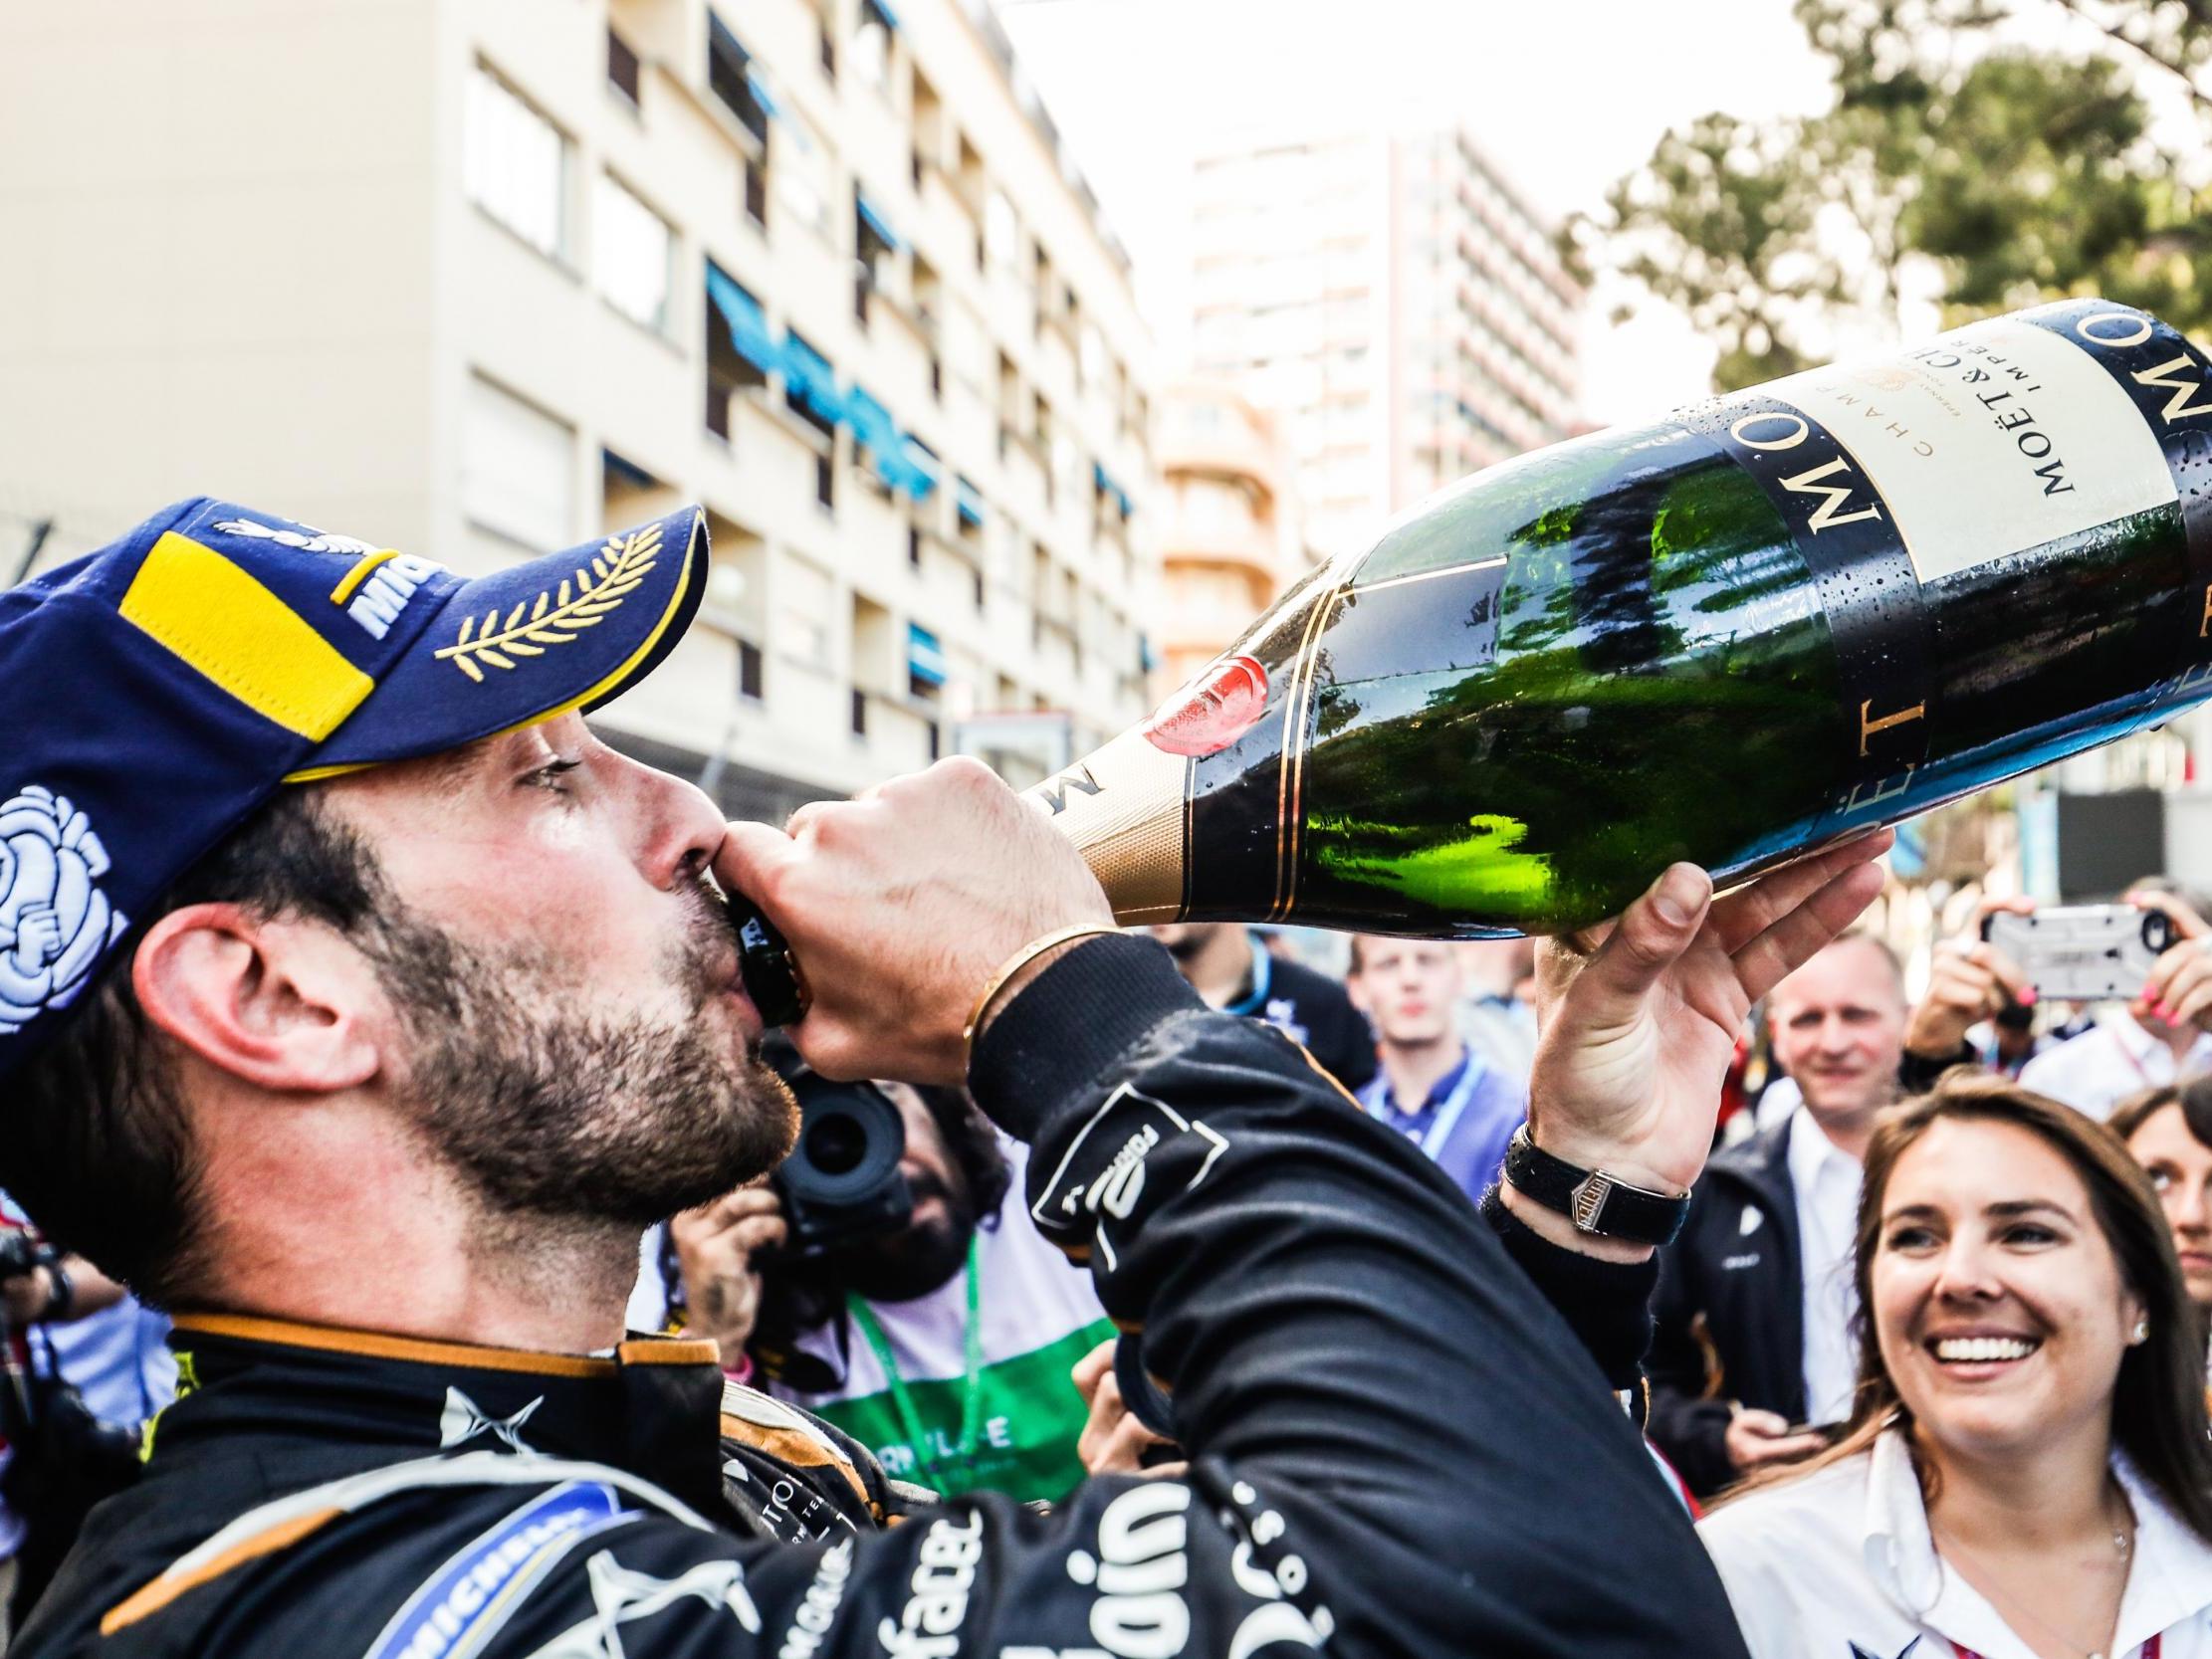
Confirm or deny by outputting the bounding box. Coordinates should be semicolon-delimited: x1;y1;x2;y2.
804;1111;870;1177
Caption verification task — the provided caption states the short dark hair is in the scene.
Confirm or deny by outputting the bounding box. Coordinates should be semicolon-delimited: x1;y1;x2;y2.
1;786;380;1307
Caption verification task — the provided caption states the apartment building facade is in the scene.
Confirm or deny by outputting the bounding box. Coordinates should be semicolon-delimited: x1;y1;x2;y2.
0;0;1157;816
1153;380;1312;698
1189;125;1582;563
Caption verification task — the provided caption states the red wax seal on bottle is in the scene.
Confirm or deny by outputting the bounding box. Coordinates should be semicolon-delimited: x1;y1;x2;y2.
1141;654;1270;757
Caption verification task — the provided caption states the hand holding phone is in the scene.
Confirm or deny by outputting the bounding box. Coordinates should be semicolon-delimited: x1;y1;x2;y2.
1981;905;2175;1002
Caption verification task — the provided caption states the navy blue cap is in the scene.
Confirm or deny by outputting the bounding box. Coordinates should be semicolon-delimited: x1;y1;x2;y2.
0;496;709;1078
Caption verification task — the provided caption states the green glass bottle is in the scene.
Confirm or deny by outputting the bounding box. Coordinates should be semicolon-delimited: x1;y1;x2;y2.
1034;298;2212;936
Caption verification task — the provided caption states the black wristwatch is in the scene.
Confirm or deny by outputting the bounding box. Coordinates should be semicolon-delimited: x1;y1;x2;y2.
1502;1126;1692;1247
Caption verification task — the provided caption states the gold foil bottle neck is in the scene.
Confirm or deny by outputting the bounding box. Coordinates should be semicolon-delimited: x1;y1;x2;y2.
1023;727;1192;924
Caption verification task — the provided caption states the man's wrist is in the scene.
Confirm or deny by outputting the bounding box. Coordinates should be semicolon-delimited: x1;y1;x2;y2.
968;933;1202;1143
1501;1125;1690;1256
1498;1181;1657;1265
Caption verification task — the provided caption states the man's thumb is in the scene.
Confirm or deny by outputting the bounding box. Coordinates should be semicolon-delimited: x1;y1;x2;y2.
1584;863;1712;1008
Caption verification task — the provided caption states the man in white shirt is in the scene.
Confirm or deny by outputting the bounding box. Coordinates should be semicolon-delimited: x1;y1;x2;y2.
1649;933;1904;1495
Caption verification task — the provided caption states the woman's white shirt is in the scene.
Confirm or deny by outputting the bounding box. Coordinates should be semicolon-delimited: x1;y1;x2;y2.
1697;1428;2212;1659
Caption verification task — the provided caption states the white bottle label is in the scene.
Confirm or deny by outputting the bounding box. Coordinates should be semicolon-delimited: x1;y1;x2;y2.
1765;315;2176;583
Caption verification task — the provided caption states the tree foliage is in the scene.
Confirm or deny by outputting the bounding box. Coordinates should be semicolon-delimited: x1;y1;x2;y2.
1568;0;2212;390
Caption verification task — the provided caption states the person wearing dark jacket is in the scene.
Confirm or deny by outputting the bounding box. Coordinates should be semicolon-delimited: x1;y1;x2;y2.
0;500;1886;1657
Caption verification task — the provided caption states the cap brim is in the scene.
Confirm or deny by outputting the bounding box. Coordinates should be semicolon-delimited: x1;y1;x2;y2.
287;508;708;780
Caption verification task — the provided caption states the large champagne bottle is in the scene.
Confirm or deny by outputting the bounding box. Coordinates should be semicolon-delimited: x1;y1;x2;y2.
731;299;2212;1022
1030;298;2212;936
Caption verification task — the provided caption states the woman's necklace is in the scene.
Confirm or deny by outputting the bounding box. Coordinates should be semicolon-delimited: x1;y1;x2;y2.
1929;1485;2134;1659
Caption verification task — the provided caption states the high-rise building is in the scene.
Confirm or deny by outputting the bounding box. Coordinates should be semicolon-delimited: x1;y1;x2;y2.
0;0;1157;819
1154;380;1313;697
1189;125;1582;562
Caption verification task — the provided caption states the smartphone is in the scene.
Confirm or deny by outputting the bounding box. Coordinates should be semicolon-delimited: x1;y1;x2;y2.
1981;905;2175;1001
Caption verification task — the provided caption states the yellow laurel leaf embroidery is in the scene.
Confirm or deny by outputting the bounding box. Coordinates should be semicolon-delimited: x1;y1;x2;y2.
434;523;664;682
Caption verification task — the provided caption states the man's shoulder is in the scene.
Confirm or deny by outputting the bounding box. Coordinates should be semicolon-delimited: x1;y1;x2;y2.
1662;1128;1795;1278
22;1450;710;1658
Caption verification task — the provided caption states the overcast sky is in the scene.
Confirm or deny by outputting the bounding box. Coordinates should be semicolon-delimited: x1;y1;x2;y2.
991;0;1837;420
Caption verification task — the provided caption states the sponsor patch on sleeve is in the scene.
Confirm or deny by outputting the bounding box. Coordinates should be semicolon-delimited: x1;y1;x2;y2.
1030;1084;1229;1272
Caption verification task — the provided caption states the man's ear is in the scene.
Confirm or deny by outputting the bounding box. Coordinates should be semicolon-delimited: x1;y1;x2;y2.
131;904;381;1094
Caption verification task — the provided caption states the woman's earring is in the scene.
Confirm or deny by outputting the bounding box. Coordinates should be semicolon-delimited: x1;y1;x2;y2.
2131;1316;2151;1346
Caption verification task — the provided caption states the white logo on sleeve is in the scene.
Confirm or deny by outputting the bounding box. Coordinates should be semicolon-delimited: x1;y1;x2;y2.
438;1386;545;1454
0;785;128;1035
530;1552;763;1659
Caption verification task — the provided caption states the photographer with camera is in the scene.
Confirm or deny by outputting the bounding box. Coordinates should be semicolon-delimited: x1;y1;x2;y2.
667;1056;1115;1503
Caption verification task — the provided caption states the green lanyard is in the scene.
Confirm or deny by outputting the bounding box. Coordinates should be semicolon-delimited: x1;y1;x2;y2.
846;1236;984;1474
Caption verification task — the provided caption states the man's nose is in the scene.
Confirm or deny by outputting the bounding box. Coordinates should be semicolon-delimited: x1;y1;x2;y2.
629;759;728;890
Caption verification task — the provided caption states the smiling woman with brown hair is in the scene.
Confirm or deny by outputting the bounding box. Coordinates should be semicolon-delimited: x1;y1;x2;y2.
1698;1072;2212;1659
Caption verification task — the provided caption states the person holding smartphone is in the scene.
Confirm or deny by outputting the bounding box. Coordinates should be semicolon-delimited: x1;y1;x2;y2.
2011;883;2212;1121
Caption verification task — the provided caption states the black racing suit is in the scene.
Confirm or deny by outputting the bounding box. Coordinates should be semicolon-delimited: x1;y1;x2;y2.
18;936;1750;1657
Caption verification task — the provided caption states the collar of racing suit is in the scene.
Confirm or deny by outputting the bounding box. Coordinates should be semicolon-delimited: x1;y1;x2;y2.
152;1313;898;1542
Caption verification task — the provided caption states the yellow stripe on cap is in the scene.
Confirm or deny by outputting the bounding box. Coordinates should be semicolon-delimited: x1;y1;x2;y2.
121;532;375;740
328;547;399;605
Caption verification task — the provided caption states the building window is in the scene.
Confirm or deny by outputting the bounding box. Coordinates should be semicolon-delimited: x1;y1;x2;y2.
815;451;835;512
779;556;834;667
774;113;832;237
464;63;568;261
930;356;943;400
705;263;771;437
973;569;985;611
985;189;1018;270
738;639;765;701
854;0;892;91
784;330;840;438
593;174;672;332
708;15;770;144
850;687;868;736
744;161;768;228
819;17;837;79
908;526;923;568
607;29;641;105
461;373;574;550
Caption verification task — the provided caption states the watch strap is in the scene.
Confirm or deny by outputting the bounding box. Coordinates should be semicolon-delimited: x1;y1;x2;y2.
1503;1126;1691;1247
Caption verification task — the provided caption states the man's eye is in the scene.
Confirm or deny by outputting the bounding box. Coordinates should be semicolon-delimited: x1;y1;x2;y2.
529;758;582;793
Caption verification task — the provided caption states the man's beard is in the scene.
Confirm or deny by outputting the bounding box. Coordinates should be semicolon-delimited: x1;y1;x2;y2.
366;883;797;1228
832;1166;979;1303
